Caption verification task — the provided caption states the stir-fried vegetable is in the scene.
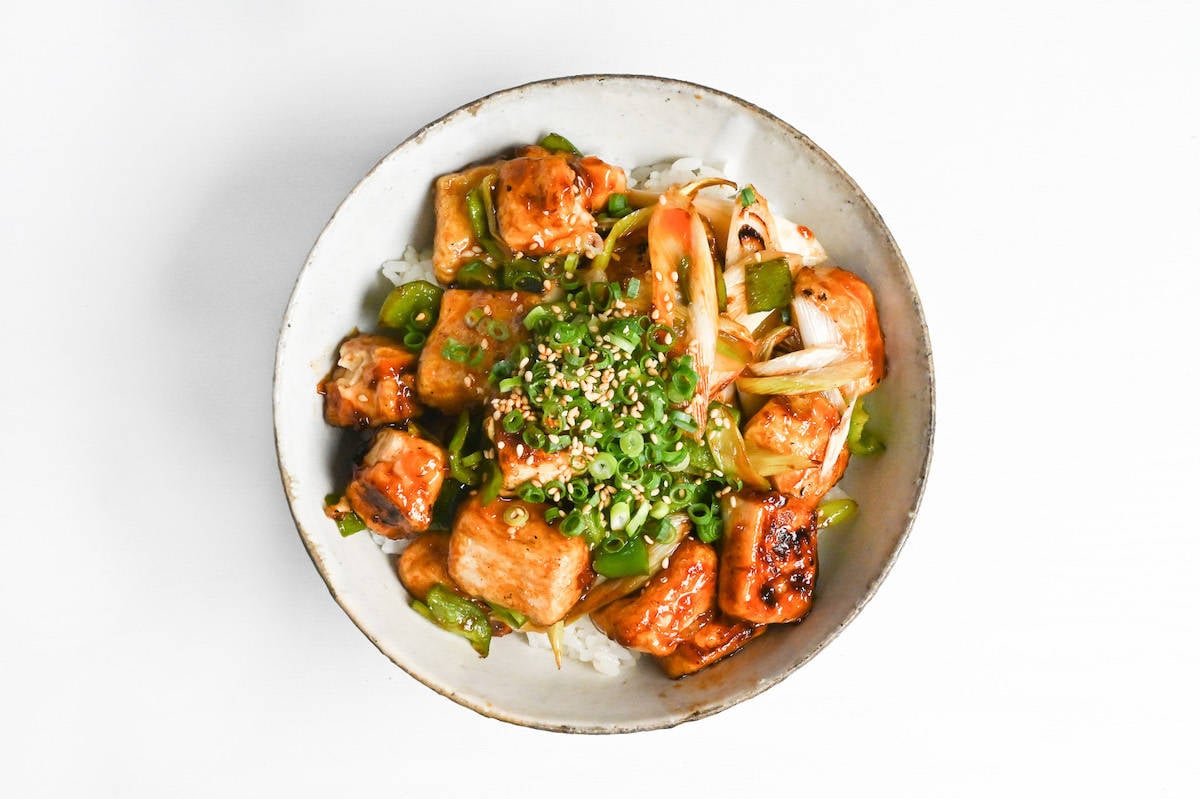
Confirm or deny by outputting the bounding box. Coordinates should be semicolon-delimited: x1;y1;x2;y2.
817;498;858;529
593;535;650;579
412;584;492;656
744;257;792;313
323;494;367;537
847;398;885;456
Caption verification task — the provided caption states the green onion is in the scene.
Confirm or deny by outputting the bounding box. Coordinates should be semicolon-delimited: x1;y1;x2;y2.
538;132;581;156
609;501;631;531
499;410;522;434
589;452;619;480
502;504;530;527
402;330;427;350
522;425;548;451
517;483;546;504
464;307;487;328
588;205;653;277
560;510;585;537
606;193;631;218
441;338;469;363
626;277;640;298
745;257;792;313
739;185;757;207
619;430;644;458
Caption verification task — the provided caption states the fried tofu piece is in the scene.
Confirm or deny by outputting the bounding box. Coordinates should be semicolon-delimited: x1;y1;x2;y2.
320;334;420;429
433;163;499;284
591;539;718;656
657;611;766;678
447;496;591;626
416;289;537;414
792;265;886;399
485;420;576;491
718;492;818;624
346;429;448;539
397;532;457;601
496;154;603;256
742;393;848;503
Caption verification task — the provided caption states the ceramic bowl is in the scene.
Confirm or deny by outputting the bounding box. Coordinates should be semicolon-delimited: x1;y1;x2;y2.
273;75;934;732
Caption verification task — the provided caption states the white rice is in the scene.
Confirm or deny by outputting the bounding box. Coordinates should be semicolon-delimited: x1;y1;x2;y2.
524;615;640;676
380;245;434;287
629;156;738;198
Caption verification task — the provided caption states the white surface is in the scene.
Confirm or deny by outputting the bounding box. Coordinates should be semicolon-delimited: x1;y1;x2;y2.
2;1;1197;795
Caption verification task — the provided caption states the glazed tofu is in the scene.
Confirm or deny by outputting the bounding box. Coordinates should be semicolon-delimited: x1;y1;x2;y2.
718;492;818;625
486;421;576;491
432;163;499;284
447;496;590;626
656;611;766;678
496;154;603;256
573;155;627;212
591;539;718;656
792;265;886;399
742;393;848;504
320;334;420;428
416;289;537;414
397;532;457;601
346;428;448;539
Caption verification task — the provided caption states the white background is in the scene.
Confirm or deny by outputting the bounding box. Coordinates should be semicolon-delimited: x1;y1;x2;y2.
3;1;1198;795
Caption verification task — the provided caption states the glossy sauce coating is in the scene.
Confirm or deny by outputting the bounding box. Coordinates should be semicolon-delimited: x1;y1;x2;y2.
591;539;717;656
447;496;592;627
320;334;420;428
346;428;448;539
718;492;818;624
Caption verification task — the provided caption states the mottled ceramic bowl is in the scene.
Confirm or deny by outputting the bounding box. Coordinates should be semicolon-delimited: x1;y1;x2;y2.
274;75;934;732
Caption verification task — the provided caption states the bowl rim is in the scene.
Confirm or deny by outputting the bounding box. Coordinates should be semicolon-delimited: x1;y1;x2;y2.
273;73;936;733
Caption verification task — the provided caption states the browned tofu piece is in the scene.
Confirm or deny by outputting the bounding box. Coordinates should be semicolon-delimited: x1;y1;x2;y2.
718;492;818;624
416;289;537;414
447;496;591;626
486;422;576;491
657;611;766;678
346;429;448;539
397;533;457;601
496;154;603;256
433;163;498;284
591;539;718;656
319;334;420;429
792;265;886;399
511;146;628;213
742;393;848;504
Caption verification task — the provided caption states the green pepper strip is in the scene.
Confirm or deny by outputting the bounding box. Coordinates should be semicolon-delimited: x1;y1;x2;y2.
448;411;481;486
538;132;581;156
486;602;528;630
847;400;885;456
413;584;492;657
378;279;444;329
592;535;650;579
465;182;509;266
478;460;503;505
587;206;654;278
744;257;792;313
817;499;858;529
